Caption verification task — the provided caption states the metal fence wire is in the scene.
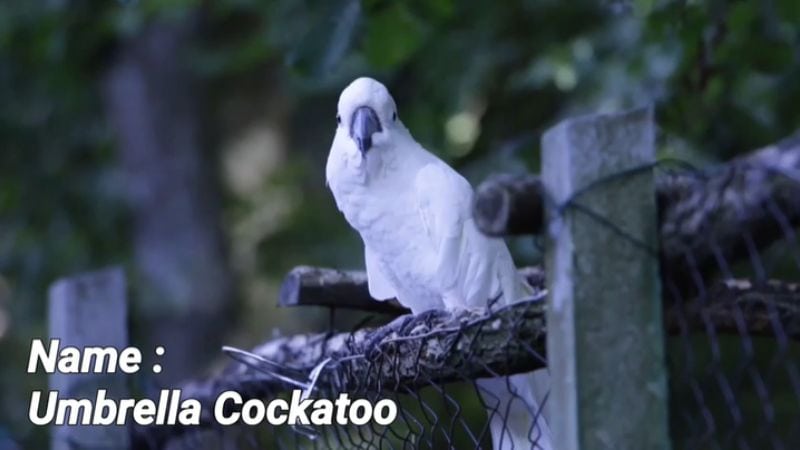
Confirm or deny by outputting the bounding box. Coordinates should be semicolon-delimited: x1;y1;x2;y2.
132;133;800;450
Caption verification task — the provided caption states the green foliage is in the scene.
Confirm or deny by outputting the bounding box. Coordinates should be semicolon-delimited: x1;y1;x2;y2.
2;0;800;448
363;3;427;70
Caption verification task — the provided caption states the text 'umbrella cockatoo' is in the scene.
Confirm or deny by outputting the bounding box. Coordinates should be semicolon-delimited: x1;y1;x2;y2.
326;77;552;450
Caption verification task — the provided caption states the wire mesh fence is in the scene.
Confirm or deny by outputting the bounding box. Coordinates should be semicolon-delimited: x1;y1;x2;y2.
126;128;800;450
658;135;800;449
133;287;551;449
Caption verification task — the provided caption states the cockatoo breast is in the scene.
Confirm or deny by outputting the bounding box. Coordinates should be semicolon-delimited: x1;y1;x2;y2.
327;147;445;311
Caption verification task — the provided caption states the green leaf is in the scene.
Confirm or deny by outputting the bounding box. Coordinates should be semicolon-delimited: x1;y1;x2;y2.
777;0;800;24
362;3;426;70
412;0;455;22
283;0;361;78
741;38;795;74
635;0;656;16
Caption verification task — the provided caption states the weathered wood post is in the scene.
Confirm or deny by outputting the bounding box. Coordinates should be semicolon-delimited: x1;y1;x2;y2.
48;267;130;450
542;107;669;449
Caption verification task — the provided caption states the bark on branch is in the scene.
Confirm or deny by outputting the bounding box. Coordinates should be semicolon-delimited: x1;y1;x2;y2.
278;266;545;313
473;132;800;287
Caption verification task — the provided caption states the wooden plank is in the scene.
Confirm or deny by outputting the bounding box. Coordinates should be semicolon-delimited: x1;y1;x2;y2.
278;266;409;314
542;107;670;450
48;267;130;450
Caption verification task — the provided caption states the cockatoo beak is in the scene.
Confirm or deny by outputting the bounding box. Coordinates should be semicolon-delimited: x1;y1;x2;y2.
350;105;382;155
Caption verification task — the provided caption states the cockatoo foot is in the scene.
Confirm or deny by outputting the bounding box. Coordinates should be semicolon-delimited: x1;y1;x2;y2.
363;313;415;359
363;308;450;359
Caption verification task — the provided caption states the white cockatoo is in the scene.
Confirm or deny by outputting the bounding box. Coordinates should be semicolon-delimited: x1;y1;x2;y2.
326;77;552;450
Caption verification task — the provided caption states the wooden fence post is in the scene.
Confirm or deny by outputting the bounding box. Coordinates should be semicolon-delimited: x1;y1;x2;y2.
542;107;670;449
48;267;130;450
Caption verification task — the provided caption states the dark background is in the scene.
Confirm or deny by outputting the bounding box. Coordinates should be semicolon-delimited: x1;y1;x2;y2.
2;0;800;448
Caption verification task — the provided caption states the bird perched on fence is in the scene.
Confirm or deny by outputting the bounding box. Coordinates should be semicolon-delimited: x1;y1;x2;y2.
326;77;552;450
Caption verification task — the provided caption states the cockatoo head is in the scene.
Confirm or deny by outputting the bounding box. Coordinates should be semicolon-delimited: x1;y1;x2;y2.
336;77;400;156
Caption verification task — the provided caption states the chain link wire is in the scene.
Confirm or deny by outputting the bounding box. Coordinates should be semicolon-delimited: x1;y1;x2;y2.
136;150;800;450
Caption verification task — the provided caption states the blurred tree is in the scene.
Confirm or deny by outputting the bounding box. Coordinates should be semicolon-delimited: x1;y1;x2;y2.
103;16;236;385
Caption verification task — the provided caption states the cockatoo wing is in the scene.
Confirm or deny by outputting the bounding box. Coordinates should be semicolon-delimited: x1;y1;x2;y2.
414;163;470;300
415;161;552;449
414;162;471;241
365;245;396;300
413;161;505;308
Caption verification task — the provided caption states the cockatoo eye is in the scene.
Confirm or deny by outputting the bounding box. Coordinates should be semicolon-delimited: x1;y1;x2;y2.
392;111;397;121
336;114;341;125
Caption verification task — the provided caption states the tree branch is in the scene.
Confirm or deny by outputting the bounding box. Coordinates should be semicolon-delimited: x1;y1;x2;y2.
665;278;800;339
278;266;545;313
278;266;409;314
473;174;545;236
473;132;800;286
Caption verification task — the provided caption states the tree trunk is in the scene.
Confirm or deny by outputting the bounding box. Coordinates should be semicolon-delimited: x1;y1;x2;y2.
102;19;236;385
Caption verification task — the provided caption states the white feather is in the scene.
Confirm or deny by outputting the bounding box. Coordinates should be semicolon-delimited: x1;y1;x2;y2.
364;245;395;300
326;77;551;450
